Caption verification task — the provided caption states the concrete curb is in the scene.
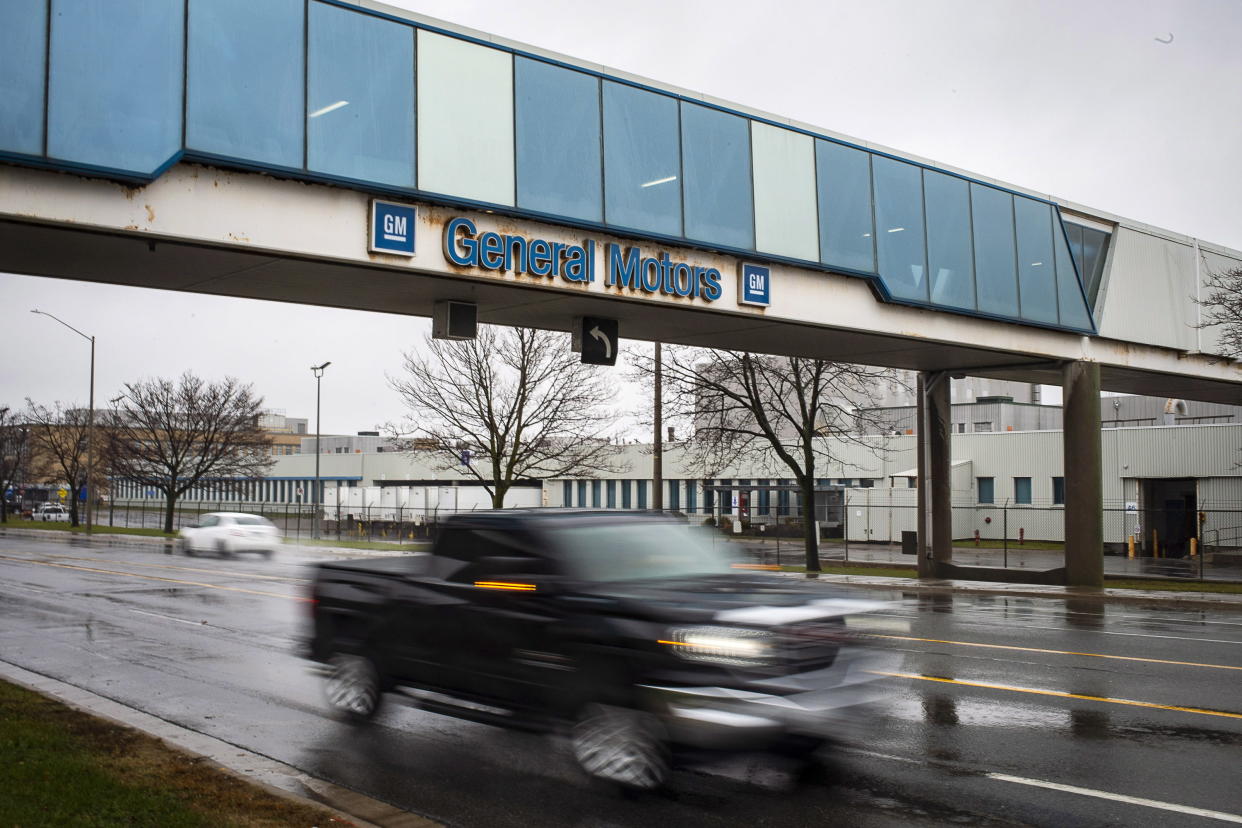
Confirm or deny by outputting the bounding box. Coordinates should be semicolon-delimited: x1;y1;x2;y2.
0;659;439;828
784;571;1242;609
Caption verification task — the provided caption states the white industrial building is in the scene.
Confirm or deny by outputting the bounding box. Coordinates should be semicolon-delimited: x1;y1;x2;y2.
112;421;1242;556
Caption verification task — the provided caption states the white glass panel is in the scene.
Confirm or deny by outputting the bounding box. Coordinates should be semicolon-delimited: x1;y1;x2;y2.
751;122;818;261
417;31;513;206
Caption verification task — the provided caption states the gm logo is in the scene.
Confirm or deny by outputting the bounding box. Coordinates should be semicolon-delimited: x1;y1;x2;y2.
738;262;771;307
369;200;417;256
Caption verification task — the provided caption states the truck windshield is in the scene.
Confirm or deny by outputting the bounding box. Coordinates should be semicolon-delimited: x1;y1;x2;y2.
555;521;736;582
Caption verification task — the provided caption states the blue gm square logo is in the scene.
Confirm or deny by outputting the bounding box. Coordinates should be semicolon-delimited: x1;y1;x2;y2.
369;200;417;256
738;262;771;307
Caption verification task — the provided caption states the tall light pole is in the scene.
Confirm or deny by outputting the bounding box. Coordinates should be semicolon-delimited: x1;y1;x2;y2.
31;309;95;535
310;362;331;540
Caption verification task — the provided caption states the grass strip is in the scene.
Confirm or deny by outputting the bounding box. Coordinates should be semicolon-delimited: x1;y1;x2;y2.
0;679;353;827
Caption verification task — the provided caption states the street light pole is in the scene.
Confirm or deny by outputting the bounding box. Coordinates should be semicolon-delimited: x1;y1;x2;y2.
310;362;331;540
31;309;95;535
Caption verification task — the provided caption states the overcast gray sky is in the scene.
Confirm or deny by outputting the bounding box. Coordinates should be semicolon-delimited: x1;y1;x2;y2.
3;0;1239;433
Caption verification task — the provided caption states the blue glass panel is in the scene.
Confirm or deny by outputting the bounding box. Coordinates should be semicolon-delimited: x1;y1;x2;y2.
977;477;994;504
681;102;753;249
1053;219;1092;330
872;156;927;302
924;170;975;311
1014;197;1058;324
970;184;1019;318
47;0;182;173
188;0;304;168
621;481;632;509
637;480;648;509
602;82;680;235
816;140;875;272
1014;477;1031;505
307;2;413;187
516;58;601;222
0;0;46;155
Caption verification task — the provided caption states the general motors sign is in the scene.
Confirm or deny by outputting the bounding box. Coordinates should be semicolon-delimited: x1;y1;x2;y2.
370;200;417;256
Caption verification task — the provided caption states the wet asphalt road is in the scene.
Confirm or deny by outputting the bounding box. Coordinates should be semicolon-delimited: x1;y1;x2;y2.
1;534;1240;827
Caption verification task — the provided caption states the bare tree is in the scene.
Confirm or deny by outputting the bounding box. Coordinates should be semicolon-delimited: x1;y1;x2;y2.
1198;264;1242;358
104;373;273;534
633;348;904;572
23;400;94;527
0;406;32;523
389;326;625;508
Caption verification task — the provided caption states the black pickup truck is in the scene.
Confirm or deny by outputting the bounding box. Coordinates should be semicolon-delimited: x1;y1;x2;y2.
307;509;902;789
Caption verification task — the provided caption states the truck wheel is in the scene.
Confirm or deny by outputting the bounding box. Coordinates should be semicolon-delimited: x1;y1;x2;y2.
571;704;669;791
324;654;383;722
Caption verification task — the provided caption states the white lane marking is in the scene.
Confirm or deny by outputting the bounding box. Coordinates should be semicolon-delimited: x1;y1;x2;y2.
847;748;1242;824
128;608;205;628
987;773;1242;824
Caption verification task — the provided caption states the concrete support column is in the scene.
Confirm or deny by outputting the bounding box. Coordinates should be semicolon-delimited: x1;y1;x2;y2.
1063;361;1104;588
917;371;953;577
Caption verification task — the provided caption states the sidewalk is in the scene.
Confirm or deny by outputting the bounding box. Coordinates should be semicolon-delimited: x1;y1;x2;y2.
778;570;1242;609
731;536;1242;581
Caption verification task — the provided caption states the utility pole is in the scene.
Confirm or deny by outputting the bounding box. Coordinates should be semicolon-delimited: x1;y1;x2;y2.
31;309;95;534
311;362;331;540
653;342;663;511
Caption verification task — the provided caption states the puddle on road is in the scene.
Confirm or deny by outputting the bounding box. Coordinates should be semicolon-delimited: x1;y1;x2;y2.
886;693;1071;730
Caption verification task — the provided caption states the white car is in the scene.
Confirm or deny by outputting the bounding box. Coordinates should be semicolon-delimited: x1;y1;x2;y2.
36;503;70;521
177;512;280;558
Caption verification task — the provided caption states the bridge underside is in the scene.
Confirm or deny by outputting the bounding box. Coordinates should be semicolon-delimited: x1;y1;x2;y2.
2;216;1237;405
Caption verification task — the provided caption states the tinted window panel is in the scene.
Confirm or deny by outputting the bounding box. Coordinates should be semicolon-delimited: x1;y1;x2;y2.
1053;220;1092;330
970;184;1019;318
681;102;753;249
977;477;994;504
816;141;875;272
0;0;46;155
1014;197;1058;324
751;122;817;260
1014;477;1032;505
307;2;414;187
924;170;975;310
48;0;183;173
516;58;601;222
418;31;514;205
1081;225;1110;305
872;156;927;302
602;82;680;235
188;0;303;168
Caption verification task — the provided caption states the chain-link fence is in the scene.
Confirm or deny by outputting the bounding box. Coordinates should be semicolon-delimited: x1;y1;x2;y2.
100;497;1242;581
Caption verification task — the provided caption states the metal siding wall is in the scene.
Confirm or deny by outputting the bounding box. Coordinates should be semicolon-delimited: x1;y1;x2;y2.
1110;425;1242;478
1097;228;1197;350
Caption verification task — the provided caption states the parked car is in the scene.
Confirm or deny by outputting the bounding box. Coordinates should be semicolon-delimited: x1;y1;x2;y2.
307;509;903;790
177;512;280;557
36;503;70;521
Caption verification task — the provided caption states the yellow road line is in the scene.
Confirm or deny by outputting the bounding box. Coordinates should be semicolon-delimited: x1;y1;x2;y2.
0;554;307;602
874;634;1242;671
876;671;1242;720
32;551;309;584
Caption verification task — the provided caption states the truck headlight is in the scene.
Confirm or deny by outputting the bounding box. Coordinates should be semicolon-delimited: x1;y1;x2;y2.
661;626;775;666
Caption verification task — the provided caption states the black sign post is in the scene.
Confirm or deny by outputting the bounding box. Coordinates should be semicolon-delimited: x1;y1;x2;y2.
579;316;619;366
